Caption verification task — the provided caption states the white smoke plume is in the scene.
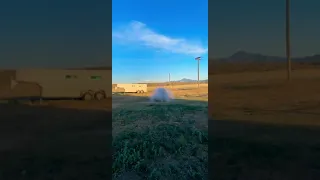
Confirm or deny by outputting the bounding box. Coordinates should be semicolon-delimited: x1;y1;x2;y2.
150;88;174;102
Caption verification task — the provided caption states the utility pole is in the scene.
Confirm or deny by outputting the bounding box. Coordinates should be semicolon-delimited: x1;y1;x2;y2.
195;57;201;88
286;0;291;80
169;73;172;88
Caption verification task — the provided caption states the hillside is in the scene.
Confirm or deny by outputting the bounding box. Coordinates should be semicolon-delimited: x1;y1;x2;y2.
211;51;320;64
209;51;320;74
172;78;208;83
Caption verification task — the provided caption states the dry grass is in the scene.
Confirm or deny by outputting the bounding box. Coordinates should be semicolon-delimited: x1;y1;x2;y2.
128;84;208;102
112;85;208;179
0;104;111;180
145;81;208;87
0;70;113;179
4;65;320;179
210;68;320;179
210;68;320;124
0;70;209;179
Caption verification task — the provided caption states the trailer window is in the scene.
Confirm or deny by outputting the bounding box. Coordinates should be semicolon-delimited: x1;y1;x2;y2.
90;76;102;80
65;75;77;79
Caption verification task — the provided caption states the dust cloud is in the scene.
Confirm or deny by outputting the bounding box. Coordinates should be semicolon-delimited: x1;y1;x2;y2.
150;87;174;102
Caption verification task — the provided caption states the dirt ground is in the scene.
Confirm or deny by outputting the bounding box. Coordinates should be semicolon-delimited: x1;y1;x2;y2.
210;68;320;179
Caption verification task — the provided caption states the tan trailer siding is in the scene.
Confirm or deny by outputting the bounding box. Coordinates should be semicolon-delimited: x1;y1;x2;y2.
13;69;112;98
115;84;147;93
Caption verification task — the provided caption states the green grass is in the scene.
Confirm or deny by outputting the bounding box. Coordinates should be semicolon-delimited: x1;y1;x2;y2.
112;103;208;180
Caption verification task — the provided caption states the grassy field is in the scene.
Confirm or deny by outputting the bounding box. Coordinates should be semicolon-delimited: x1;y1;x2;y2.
0;102;112;180
0;69;209;179
210;68;320;179
112;85;208;179
0;70;113;179
126;84;208;101
2;66;320;179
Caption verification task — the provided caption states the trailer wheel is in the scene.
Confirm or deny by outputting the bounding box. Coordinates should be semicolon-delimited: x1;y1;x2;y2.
94;91;106;100
87;90;94;95
82;92;93;101
136;90;141;93
140;90;144;94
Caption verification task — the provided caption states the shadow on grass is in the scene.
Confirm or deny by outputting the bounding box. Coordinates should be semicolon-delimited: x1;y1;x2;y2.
210;118;320;180
0;103;112;180
112;94;208;180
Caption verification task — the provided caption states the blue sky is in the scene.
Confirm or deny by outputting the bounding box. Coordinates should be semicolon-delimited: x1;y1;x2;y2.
112;0;208;83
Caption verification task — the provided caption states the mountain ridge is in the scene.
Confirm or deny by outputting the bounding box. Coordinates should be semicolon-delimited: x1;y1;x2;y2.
211;51;320;63
171;78;208;83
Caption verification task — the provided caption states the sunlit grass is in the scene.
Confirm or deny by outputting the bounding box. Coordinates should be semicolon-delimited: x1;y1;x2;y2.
112;103;208;180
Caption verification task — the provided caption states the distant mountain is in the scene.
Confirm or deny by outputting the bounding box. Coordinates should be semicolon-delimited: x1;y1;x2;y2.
172;78;208;83
177;78;195;82
211;51;320;63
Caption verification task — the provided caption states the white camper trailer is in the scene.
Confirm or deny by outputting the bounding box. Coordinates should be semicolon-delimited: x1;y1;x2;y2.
11;69;112;100
114;84;147;93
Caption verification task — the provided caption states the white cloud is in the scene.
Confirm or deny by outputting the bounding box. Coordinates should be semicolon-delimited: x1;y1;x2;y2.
112;21;207;56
